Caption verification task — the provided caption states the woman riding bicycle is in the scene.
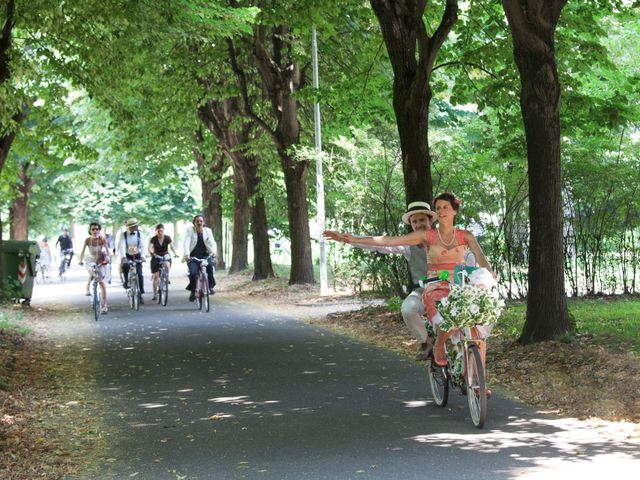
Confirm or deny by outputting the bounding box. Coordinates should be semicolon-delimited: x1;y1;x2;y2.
78;222;110;314
148;223;178;301
324;192;495;366
38;237;52;281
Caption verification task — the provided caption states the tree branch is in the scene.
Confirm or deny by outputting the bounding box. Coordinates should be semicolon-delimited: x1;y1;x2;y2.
226;37;277;143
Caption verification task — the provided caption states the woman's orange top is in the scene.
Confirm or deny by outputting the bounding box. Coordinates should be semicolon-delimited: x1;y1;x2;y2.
425;228;468;278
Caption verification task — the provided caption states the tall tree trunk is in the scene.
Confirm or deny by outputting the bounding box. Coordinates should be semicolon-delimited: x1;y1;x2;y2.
228;28;314;284
242;141;274;280
9;162;33;240
503;0;571;343
251;195;273;280
193;135;226;269
370;0;458;205
229;167;249;273
0;0;19;174
202;174;226;270
198;98;274;279
280;150;314;283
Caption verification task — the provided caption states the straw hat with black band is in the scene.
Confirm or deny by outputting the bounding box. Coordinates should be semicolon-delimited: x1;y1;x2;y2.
401;201;437;225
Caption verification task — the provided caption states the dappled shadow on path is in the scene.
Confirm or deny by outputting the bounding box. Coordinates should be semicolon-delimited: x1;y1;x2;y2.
409;412;640;478
45;296;639;479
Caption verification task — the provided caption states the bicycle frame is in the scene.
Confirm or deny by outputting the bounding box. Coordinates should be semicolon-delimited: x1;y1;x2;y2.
59;249;73;279
88;262;102;321
126;259;143;310
189;257;211;312
423;273;489;428
153;254;170;306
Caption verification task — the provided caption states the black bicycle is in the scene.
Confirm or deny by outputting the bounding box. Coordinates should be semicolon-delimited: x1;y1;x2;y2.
59;248;73;281
153;254;170;307
126;259;143;311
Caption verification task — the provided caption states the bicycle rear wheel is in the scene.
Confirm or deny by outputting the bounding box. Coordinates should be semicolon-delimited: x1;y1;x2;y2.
466;343;487;428
92;282;100;321
428;361;449;407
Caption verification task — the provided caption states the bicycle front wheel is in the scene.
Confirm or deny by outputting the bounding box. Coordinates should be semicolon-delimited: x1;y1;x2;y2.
466;343;487;428
132;278;140;311
203;291;210;312
92;282;100;321
428;361;449;407
161;271;168;306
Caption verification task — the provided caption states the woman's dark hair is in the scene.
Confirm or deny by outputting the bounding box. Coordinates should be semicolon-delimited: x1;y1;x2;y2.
89;222;102;234
155;223;164;230
192;214;205;225
433;192;462;211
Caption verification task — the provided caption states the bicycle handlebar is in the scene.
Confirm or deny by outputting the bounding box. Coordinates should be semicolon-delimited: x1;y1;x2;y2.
187;257;210;263
418;271;450;288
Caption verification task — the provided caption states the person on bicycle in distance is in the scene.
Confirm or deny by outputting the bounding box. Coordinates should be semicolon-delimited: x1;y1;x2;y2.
55;227;74;277
183;214;216;302
78;222;110;314
38;237;52;280
149;223;178;301
97;227;115;284
324;202;438;361
325;193;494;366
118;218;148;303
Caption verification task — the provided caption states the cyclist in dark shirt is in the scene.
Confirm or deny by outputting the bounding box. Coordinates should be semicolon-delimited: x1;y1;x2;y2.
148;224;178;301
55;228;74;276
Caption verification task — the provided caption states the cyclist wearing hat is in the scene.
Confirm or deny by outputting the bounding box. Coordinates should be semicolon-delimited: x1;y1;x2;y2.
324;201;438;361
118;218;148;301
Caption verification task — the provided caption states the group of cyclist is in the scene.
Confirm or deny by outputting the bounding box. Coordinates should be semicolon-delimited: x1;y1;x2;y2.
74;214;217;315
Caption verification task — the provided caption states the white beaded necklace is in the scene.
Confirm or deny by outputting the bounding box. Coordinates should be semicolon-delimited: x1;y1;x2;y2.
437;227;456;248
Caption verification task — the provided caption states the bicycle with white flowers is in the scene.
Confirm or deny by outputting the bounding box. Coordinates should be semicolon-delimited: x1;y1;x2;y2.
421;272;489;428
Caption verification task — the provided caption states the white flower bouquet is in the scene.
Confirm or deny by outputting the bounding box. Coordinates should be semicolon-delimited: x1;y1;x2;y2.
437;268;504;333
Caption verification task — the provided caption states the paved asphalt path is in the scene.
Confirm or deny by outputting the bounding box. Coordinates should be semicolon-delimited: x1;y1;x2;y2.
32;268;640;479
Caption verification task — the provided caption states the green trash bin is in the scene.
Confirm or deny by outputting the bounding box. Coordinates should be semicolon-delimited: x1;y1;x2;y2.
0;240;40;304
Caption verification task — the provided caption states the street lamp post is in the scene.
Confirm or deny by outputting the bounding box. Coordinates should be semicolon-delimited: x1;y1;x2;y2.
312;28;328;295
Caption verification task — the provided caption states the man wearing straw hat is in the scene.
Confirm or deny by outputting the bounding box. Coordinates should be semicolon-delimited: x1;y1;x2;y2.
118;218;148;302
324;201;438;361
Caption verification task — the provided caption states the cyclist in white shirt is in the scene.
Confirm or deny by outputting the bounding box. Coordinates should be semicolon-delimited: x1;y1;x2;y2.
183;214;216;301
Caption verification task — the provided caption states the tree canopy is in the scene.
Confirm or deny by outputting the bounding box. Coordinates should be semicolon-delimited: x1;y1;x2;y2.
1;0;638;342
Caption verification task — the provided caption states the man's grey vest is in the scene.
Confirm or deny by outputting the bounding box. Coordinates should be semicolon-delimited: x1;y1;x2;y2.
408;245;428;288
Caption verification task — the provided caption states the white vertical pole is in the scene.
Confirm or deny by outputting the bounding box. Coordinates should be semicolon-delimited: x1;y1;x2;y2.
312;28;328;295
